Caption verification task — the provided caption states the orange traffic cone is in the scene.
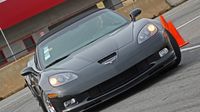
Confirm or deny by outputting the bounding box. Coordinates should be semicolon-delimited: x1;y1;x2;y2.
159;15;169;31
159;15;189;47
167;21;189;47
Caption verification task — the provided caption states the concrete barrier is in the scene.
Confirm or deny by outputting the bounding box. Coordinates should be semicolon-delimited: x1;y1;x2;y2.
166;0;187;7
0;53;34;100
116;0;171;19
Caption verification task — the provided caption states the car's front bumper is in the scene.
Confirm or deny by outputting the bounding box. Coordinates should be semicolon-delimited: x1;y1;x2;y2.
51;47;176;112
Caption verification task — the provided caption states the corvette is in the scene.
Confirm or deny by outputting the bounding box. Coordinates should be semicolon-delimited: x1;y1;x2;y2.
21;8;181;112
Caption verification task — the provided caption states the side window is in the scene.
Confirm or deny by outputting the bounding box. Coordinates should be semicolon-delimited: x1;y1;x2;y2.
0;50;7;65
23;36;36;52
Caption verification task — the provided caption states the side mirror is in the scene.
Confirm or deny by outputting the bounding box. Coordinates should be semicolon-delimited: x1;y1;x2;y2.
130;8;142;21
21;67;37;76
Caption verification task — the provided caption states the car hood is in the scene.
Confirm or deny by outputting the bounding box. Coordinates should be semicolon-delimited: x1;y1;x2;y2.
45;22;134;72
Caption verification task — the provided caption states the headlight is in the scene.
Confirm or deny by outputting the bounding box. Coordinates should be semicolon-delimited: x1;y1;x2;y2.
138;24;158;44
49;73;78;87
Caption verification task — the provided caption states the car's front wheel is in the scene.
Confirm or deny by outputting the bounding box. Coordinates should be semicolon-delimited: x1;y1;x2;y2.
40;92;57;112
167;30;181;67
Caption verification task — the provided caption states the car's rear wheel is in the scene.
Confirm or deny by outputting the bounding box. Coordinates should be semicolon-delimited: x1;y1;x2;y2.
166;30;181;67
40;92;57;112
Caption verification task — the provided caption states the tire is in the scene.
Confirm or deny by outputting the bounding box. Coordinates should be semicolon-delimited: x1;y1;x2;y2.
27;82;47;112
38;93;48;112
166;30;181;67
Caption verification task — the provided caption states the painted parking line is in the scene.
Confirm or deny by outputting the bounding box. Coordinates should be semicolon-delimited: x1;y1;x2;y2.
181;44;200;52
177;15;200;29
176;14;200;52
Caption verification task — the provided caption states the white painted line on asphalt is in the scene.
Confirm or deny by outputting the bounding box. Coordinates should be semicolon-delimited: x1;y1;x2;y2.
0;92;30;109
181;44;200;52
177;15;200;29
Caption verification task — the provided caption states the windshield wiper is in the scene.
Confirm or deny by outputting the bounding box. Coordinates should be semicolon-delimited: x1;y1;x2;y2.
45;54;70;68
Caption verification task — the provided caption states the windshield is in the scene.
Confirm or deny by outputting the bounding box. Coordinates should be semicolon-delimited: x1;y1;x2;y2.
38;9;129;68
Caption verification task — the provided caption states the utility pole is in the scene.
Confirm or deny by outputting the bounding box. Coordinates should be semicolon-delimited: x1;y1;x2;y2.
0;27;16;61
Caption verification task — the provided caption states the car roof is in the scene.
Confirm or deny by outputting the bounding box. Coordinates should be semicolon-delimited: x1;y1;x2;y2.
37;8;106;45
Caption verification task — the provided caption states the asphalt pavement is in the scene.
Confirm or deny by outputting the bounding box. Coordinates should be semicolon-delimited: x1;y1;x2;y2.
1;0;200;112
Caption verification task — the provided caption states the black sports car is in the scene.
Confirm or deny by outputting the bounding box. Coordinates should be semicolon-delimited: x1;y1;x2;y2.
21;8;181;112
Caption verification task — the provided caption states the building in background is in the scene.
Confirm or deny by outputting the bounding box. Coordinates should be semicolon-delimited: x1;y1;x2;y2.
0;0;123;67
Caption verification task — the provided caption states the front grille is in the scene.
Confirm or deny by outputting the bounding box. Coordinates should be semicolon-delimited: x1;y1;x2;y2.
86;53;160;100
76;52;161;101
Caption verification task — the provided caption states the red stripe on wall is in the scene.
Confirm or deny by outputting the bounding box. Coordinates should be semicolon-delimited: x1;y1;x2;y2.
0;0;65;30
